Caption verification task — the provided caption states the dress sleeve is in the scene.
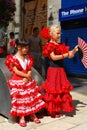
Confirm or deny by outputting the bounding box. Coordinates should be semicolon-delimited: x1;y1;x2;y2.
42;42;56;58
55;43;70;55
27;54;34;70
5;54;21;72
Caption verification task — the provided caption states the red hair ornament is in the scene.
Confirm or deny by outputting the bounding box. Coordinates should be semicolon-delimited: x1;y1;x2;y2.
10;40;15;46
40;27;51;40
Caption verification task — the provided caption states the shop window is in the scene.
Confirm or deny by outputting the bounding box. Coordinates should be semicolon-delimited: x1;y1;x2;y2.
61;18;87;29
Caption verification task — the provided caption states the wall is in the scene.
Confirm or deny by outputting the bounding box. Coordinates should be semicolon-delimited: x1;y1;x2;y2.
47;0;61;27
23;0;47;39
7;0;21;38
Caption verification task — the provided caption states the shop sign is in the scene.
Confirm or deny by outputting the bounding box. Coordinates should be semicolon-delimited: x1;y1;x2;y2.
59;4;87;21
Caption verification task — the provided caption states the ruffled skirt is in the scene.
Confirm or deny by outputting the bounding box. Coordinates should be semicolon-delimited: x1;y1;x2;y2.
43;67;74;114
8;77;46;116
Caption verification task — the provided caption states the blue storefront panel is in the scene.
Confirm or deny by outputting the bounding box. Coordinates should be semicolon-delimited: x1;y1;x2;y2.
59;0;87;75
62;0;87;8
61;28;87;75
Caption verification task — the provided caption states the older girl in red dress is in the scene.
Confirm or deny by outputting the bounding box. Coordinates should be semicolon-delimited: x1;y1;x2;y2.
40;25;78;117
5;38;46;127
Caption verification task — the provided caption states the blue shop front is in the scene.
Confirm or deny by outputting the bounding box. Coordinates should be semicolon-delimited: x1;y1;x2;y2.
59;0;87;77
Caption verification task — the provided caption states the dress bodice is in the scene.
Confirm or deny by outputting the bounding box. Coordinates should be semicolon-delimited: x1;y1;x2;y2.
5;54;34;73
49;59;64;67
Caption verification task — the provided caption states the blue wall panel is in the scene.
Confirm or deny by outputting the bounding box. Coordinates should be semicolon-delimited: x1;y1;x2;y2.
61;28;87;75
61;0;87;75
62;0;87;8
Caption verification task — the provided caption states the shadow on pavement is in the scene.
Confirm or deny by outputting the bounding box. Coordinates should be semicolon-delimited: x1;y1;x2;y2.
65;99;87;117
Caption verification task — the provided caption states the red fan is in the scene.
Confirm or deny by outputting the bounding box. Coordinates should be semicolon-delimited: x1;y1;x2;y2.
78;37;87;68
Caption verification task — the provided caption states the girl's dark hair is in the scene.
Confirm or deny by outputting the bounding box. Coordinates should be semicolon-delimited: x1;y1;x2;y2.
9;32;14;37
15;38;29;46
33;27;39;32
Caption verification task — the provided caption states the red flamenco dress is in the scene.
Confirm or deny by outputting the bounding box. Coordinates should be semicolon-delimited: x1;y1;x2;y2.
42;42;75;115
5;54;46;117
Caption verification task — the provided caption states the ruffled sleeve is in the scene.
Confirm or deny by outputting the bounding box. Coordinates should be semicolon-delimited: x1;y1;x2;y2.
27;54;34;70
42;42;56;58
55;43;70;55
5;54;22;72
42;42;70;58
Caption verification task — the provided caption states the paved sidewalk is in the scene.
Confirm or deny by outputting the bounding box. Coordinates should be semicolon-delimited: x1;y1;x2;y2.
0;77;87;130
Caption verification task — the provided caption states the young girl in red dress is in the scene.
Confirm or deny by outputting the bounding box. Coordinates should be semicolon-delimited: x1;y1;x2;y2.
40;25;78;118
5;38;46;127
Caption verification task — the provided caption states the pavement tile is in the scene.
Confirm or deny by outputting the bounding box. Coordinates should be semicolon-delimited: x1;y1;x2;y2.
61;111;87;125
0;115;6;123
71;122;87;130
29;119;75;130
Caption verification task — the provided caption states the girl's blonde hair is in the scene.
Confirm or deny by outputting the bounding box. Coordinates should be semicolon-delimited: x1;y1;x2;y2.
49;25;60;36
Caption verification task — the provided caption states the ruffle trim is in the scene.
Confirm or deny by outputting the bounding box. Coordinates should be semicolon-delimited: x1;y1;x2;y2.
44;93;74;113
10;102;46;116
8;79;36;89
10;85;40;99
11;94;42;107
42;42;56;58
43;82;73;94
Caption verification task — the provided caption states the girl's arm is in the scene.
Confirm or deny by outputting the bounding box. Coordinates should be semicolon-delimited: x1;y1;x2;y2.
13;66;30;79
50;51;69;61
50;45;78;61
23;71;32;84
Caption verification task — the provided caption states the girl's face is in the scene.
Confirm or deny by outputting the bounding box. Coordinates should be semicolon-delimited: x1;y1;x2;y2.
18;45;29;55
51;28;61;42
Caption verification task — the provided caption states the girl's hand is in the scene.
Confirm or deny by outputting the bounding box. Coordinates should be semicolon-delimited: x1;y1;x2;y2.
72;45;78;54
68;45;78;58
68;50;75;58
23;78;29;84
28;71;32;76
23;76;32;84
27;71;32;79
